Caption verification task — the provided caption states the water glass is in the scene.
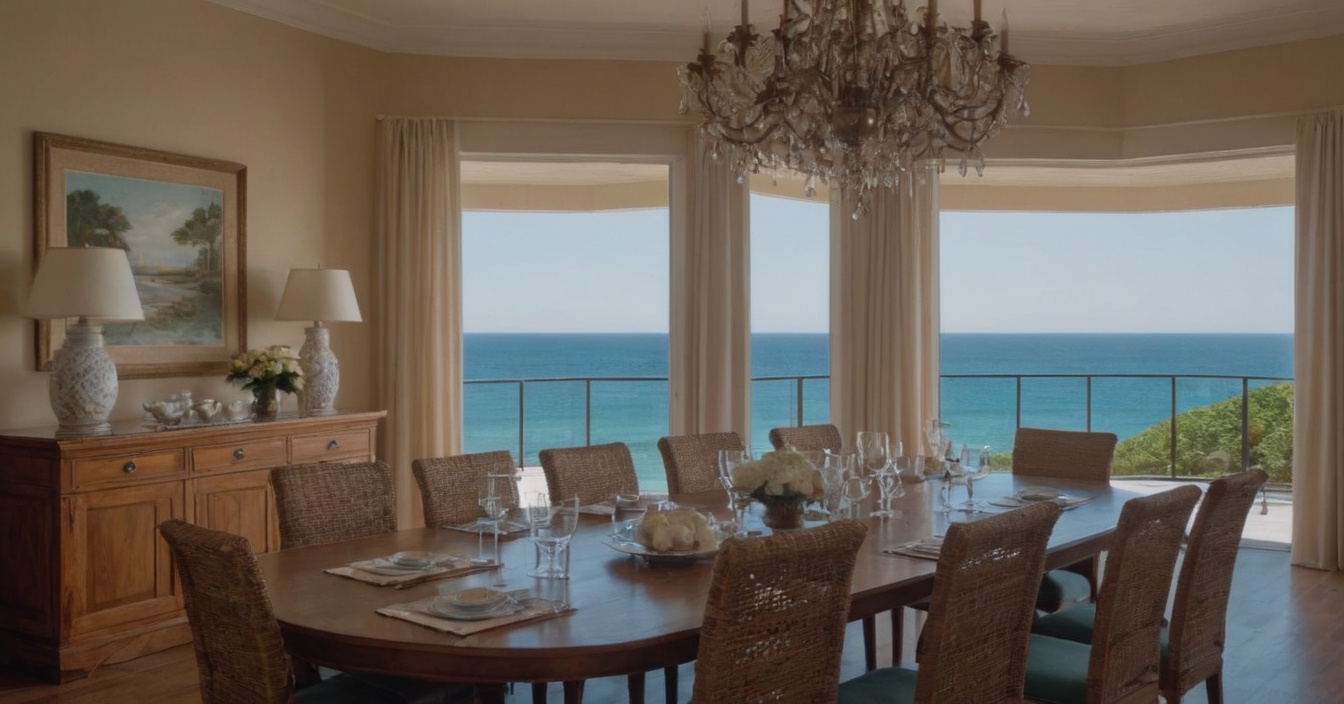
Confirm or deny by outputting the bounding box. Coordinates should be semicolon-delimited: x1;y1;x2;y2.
870;465;904;519
717;449;753;524
528;495;579;579
611;493;647;542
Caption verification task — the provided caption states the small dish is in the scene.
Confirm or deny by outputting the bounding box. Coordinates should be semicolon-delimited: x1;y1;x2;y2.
603;539;718;562
389;551;438;569
1017;487;1064;502
426;595;524;621
442;587;509;611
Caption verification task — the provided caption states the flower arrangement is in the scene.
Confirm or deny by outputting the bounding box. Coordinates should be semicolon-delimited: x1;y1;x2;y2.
226;346;303;417
730;449;825;503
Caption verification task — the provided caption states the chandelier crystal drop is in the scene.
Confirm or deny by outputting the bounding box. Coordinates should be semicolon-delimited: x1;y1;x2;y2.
679;0;1030;218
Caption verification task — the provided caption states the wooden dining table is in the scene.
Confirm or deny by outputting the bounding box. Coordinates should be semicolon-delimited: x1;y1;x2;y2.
256;473;1138;703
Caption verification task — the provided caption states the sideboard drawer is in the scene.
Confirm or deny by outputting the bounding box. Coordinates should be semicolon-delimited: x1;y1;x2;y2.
192;438;288;474
72;450;185;490
290;429;371;463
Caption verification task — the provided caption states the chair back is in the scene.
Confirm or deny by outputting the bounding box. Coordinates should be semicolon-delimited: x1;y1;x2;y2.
270;460;396;549
915;501;1064;703
1011;427;1118;481
159;519;293;704
657;431;745;494
1088;485;1201;703
412;450;519;528
692;520;868;703
1163;468;1269;697
538;441;639;506
768;423;843;453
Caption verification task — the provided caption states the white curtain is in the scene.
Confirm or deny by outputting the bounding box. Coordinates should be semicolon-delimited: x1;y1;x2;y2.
669;131;751;438
375;118;462;528
1292;110;1344;571
830;165;941;455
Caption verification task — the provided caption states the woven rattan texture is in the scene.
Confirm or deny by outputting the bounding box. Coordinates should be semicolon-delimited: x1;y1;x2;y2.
1087;485;1201;703
270;460;397;549
693;520;868;704
768;423;844;453
1010;427;1118;481
915;501;1064;703
1162;468;1268;702
158;520;294;704
657;432;745;494
412;451;519;528
538;442;639;506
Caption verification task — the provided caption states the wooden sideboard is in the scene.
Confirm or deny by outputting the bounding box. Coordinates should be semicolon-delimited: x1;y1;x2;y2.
0;410;386;683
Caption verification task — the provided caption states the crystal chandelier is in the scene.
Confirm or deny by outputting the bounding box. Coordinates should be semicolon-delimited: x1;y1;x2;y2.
679;0;1030;217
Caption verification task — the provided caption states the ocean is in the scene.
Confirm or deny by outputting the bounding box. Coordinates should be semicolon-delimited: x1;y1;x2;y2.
463;333;1294;491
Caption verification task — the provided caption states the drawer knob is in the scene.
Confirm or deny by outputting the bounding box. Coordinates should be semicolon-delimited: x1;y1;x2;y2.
122;461;137;474
233;448;246;461
326;440;340;451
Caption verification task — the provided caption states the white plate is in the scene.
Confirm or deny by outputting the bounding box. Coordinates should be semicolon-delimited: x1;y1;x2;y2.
389;551;438;569
1016;487;1064;502
442;588;510;611
603;538;718;561
426;596;525;621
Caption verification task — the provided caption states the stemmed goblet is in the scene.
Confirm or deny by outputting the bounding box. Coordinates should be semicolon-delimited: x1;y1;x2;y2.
956;445;992;512
472;472;513;566
717;449;753;534
858;432;903;518
527;494;579;579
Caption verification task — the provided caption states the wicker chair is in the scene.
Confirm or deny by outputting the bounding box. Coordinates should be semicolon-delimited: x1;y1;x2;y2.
838;501;1064;703
538;441;639;506
412;451;519;528
693;519;869;703
1023;485;1201;704
768;423;844;453
1012;427;1119;613
270;460;398;549
1031;468;1269;704
657;431;745;494
158;519;462;704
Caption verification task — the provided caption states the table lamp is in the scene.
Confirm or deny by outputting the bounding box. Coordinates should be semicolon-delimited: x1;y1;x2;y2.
275;268;363;416
25;246;145;437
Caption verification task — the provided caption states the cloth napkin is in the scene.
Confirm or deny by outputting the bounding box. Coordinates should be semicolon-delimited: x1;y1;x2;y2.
988;494;1095;510
377;594;576;637
578;503;615;516
324;554;489;588
882;536;945;561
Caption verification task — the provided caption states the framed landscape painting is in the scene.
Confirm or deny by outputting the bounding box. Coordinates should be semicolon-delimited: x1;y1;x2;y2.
33;132;247;378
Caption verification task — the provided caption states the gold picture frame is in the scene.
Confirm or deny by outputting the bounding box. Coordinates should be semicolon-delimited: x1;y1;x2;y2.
34;132;247;378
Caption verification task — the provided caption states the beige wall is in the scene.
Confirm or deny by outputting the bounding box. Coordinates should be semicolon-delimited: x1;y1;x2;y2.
1;0;1340;431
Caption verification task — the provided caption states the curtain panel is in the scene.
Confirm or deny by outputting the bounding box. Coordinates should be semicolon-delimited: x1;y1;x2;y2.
669;131;752;438
830;165;941;455
375;118;462;528
1292;110;1344;570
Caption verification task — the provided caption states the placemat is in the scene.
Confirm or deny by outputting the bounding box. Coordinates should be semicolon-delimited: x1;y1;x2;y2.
325;554;492;588
882;536;945;561
989;495;1095;510
441;520;530;537
378;594;576;637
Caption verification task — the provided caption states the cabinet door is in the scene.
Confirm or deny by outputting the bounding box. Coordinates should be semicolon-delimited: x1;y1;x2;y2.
64;481;184;639
191;470;280;554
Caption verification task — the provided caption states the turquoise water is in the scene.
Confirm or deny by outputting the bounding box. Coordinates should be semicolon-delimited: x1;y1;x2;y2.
463;333;1294;491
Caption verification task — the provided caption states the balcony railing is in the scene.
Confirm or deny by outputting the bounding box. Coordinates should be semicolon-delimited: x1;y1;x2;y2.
463;372;1293;484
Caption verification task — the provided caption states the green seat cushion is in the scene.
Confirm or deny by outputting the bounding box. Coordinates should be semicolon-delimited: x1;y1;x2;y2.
838;665;919;704
1034;604;1098;644
1024;634;1092;704
1037;569;1093;613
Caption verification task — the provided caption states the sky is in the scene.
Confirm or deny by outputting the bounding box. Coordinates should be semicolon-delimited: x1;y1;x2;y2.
462;197;1294;334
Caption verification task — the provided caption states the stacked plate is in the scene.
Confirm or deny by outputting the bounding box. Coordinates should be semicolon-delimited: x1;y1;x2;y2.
426;588;523;621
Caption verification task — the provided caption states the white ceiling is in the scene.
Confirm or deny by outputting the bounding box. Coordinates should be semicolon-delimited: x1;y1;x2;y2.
209;0;1344;66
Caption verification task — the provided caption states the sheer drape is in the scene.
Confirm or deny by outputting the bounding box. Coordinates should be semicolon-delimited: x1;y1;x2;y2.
669;131;751;437
1292;110;1344;570
375;118;461;528
830;165;941;454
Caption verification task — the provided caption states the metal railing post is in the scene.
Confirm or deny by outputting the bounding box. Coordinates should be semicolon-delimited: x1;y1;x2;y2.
796;377;805;427
1241;378;1251;470
517;381;525;468
1086;376;1093;431
585;380;592;447
1169;377;1178;479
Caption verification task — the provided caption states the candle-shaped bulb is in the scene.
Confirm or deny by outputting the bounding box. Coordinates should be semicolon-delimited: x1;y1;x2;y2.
973;0;982;22
741;0;749;27
928;0;938;25
1000;9;1010;55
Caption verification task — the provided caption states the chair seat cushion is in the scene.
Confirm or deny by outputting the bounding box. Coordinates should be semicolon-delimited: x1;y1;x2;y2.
838;665;919;704
1036;569;1093;613
1033;604;1172;663
1024;634;1091;704
298;673;471;704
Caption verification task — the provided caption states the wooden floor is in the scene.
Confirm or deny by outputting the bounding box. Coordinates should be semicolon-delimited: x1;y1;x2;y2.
2;545;1340;703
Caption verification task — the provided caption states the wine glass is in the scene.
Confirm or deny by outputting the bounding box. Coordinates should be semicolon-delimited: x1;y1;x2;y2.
870;463;905;519
841;473;871;519
472;473;511;566
717;449;753;530
819;452;852;520
528;495;579;579
957;444;992;512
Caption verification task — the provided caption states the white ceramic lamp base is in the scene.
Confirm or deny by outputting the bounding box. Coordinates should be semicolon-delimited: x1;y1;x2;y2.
299;325;340;416
50;323;119;437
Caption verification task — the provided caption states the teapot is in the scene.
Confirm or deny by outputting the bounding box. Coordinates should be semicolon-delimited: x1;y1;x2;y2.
224;400;252;421
145;400;187;426
194;399;223;423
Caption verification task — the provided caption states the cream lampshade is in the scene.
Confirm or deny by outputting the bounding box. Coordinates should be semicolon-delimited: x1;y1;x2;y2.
25;247;144;437
275;268;362;416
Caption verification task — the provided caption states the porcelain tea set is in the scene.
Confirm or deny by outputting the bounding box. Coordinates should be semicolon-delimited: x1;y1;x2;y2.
144;390;252;426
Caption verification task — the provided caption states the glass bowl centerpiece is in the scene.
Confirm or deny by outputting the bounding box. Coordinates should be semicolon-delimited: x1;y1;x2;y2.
225;345;303;418
730;449;825;530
